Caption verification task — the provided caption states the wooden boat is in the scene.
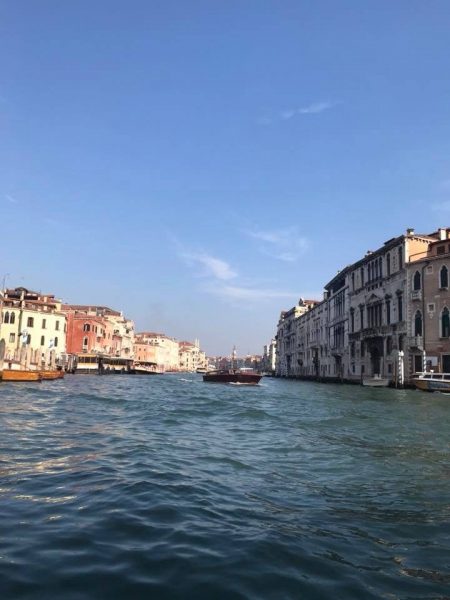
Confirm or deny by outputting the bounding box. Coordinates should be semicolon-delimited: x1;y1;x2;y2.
203;369;262;385
1;370;42;382
362;375;390;388
413;372;450;392
40;370;64;380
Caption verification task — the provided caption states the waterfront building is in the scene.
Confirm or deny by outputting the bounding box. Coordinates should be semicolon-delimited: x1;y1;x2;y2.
62;304;135;372
296;297;330;378
261;339;277;374
347;229;436;382
274;228;449;385
134;332;180;371
0;287;67;367
63;305;135;358
275;299;320;377
405;228;450;373
179;340;207;372
134;338;158;367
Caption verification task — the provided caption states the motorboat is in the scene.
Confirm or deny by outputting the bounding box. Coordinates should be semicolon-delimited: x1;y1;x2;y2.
413;372;450;392
203;369;262;385
362;375;390;388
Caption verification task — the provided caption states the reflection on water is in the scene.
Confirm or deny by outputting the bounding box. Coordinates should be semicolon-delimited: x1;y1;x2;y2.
0;375;449;599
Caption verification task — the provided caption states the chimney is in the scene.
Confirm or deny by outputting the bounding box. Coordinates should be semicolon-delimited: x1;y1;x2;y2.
439;227;446;241
406;228;415;236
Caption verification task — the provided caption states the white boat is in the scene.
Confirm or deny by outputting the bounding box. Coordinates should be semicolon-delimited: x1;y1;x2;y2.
133;362;163;375
362;375;390;387
413;372;450;393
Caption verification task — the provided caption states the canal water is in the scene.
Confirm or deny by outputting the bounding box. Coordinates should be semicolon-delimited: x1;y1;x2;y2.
0;375;449;599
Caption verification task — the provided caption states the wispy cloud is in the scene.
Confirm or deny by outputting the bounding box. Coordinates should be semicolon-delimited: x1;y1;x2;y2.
5;194;18;204
259;101;335;125
180;252;237;281
245;227;309;262
177;241;301;305
204;282;298;301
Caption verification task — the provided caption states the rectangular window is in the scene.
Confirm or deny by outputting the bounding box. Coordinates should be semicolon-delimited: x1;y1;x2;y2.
27;317;34;327
9;333;15;343
42;319;47;329
55;321;60;331
41;336;45;346
398;295;403;322
386;300;391;325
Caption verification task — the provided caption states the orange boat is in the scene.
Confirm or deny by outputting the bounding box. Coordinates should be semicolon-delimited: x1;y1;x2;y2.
1;370;42;382
40;370;64;380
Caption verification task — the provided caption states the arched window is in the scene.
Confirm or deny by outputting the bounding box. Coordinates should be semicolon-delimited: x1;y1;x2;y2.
83;323;91;332
441;307;450;338
3;311;9;324
10;312;15;324
379;256;383;278
414;310;423;336
387;253;391;276
413;271;421;290
83;336;88;347
440;266;448;289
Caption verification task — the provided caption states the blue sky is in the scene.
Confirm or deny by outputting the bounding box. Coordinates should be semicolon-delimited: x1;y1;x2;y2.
1;1;450;355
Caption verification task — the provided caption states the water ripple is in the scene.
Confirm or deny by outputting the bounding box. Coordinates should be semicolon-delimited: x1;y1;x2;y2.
1;375;449;598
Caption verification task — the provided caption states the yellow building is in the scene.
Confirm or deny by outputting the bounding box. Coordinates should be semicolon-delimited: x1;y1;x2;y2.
0;287;67;369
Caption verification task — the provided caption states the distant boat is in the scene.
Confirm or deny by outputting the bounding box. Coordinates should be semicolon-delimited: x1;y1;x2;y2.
203;369;262;385
362;375;390;388
133;362;163;375
1;369;42;382
204;346;262;385
413;372;450;393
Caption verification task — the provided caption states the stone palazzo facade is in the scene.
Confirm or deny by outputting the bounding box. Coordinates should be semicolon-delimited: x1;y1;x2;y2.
275;228;450;384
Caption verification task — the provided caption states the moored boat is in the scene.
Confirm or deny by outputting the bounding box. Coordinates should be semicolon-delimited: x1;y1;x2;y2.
413;372;450;393
40;370;64;380
1;370;42;382
362;376;390;388
203;369;262;385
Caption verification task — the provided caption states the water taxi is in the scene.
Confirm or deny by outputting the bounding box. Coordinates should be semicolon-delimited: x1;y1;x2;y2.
133;362;163;375
413;372;450;393
203;369;262;385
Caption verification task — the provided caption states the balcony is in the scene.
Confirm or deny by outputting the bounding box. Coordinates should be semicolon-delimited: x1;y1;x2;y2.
408;336;423;349
360;325;392;339
411;289;422;301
